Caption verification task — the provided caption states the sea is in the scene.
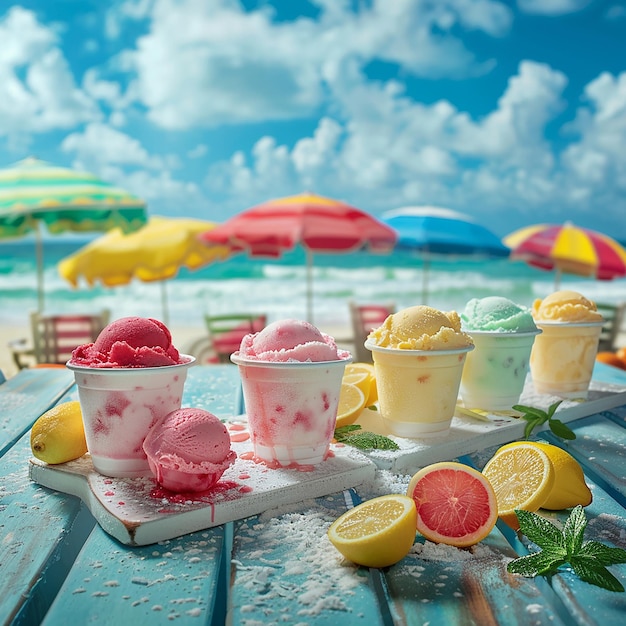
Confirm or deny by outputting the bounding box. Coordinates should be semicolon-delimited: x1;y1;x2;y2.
2;238;626;331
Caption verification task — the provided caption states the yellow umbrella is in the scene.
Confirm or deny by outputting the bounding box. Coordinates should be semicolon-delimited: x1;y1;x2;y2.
59;216;232;324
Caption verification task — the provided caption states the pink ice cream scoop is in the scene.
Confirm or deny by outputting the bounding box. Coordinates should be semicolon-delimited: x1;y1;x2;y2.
70;316;186;368
143;408;236;492
237;319;349;362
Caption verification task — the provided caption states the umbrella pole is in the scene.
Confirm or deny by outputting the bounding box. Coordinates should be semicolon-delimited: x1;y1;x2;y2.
554;268;562;290
306;249;314;323
160;281;169;326
35;222;44;313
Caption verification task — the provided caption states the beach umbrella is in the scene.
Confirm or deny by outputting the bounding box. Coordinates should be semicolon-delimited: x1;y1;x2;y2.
380;206;510;303
198;192;397;322
0;156;147;312
58;216;232;325
504;221;626;289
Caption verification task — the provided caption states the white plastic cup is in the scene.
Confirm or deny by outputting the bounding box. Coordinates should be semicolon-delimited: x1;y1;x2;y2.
365;340;473;437
460;330;541;411
67;356;195;478
231;354;351;466
530;322;604;399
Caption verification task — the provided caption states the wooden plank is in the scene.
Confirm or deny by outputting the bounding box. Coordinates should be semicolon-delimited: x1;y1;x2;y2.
543;410;626;504
41;524;231;625
0;415;95;626
182;364;244;417
0;368;75;456
384;530;566;626
228;489;388;625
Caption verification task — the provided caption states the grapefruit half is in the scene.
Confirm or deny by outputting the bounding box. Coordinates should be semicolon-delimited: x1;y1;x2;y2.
407;461;498;547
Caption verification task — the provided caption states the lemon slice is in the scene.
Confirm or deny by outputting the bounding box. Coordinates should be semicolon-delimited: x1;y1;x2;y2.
328;494;417;568
344;362;378;404
482;443;555;529
496;441;592;510
31;401;87;464
335;382;367;427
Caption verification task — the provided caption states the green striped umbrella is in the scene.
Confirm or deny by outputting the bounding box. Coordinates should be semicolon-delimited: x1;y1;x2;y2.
0;157;147;311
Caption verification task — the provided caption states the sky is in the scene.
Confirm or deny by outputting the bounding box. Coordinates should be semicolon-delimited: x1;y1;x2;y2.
1;0;626;239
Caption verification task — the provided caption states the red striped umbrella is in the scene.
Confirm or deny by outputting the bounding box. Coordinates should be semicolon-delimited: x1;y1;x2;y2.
504;222;626;288
199;192;397;322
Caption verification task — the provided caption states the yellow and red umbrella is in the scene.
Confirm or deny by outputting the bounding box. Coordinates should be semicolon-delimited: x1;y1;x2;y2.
59;216;232;324
504;222;626;288
199;192;397;322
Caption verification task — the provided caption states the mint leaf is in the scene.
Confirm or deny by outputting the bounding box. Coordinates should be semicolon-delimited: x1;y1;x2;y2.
570;558;625;592
563;505;587;554
508;507;626;592
578;542;626;567
512;401;574;441
549;418;576;440
513;404;547;419
516;509;565;551
507;551;565;577
334;424;399;451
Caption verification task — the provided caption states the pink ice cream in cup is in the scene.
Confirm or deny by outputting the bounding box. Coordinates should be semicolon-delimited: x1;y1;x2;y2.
67;317;195;478
231;319;352;467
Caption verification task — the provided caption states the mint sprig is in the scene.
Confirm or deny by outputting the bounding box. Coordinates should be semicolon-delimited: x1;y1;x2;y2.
507;506;626;592
512;400;576;440
334;424;399;451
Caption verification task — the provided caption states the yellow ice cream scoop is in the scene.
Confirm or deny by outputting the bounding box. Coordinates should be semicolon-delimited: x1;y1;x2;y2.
368;305;473;350
532;290;603;323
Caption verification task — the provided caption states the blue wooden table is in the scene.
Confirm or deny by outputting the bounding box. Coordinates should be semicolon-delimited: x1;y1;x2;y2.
1;363;625;625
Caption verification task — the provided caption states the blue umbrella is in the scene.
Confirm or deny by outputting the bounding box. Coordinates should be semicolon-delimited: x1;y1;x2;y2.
381;206;510;303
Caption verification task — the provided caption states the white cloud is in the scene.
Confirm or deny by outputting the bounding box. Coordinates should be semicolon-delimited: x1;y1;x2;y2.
561;71;626;189
61;122;183;176
203;59;575;231
116;0;512;130
0;7;99;136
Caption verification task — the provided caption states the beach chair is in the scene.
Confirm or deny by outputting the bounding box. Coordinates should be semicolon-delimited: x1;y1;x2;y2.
204;313;267;363
8;310;110;369
349;301;395;362
596;302;626;352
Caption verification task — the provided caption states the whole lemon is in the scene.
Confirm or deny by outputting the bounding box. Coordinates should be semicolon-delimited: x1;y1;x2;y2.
31;401;88;464
497;440;592;510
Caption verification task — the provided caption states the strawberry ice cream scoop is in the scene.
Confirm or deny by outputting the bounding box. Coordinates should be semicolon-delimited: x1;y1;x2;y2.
237;319;350;362
143;408;236;492
70;316;186;368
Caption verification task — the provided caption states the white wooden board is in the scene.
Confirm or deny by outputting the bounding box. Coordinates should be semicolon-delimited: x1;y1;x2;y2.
29;435;375;546
351;376;626;473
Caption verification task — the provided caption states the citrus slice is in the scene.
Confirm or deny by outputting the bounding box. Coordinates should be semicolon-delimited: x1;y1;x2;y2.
344;362;378;404
496;441;592;510
482;443;555;529
327;494;417;568
343;371;371;398
31;401;87;464
335;382;367;427
407;462;498;547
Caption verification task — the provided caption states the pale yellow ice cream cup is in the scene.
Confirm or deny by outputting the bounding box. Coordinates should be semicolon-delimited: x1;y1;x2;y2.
365;340;473;437
529;321;604;399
